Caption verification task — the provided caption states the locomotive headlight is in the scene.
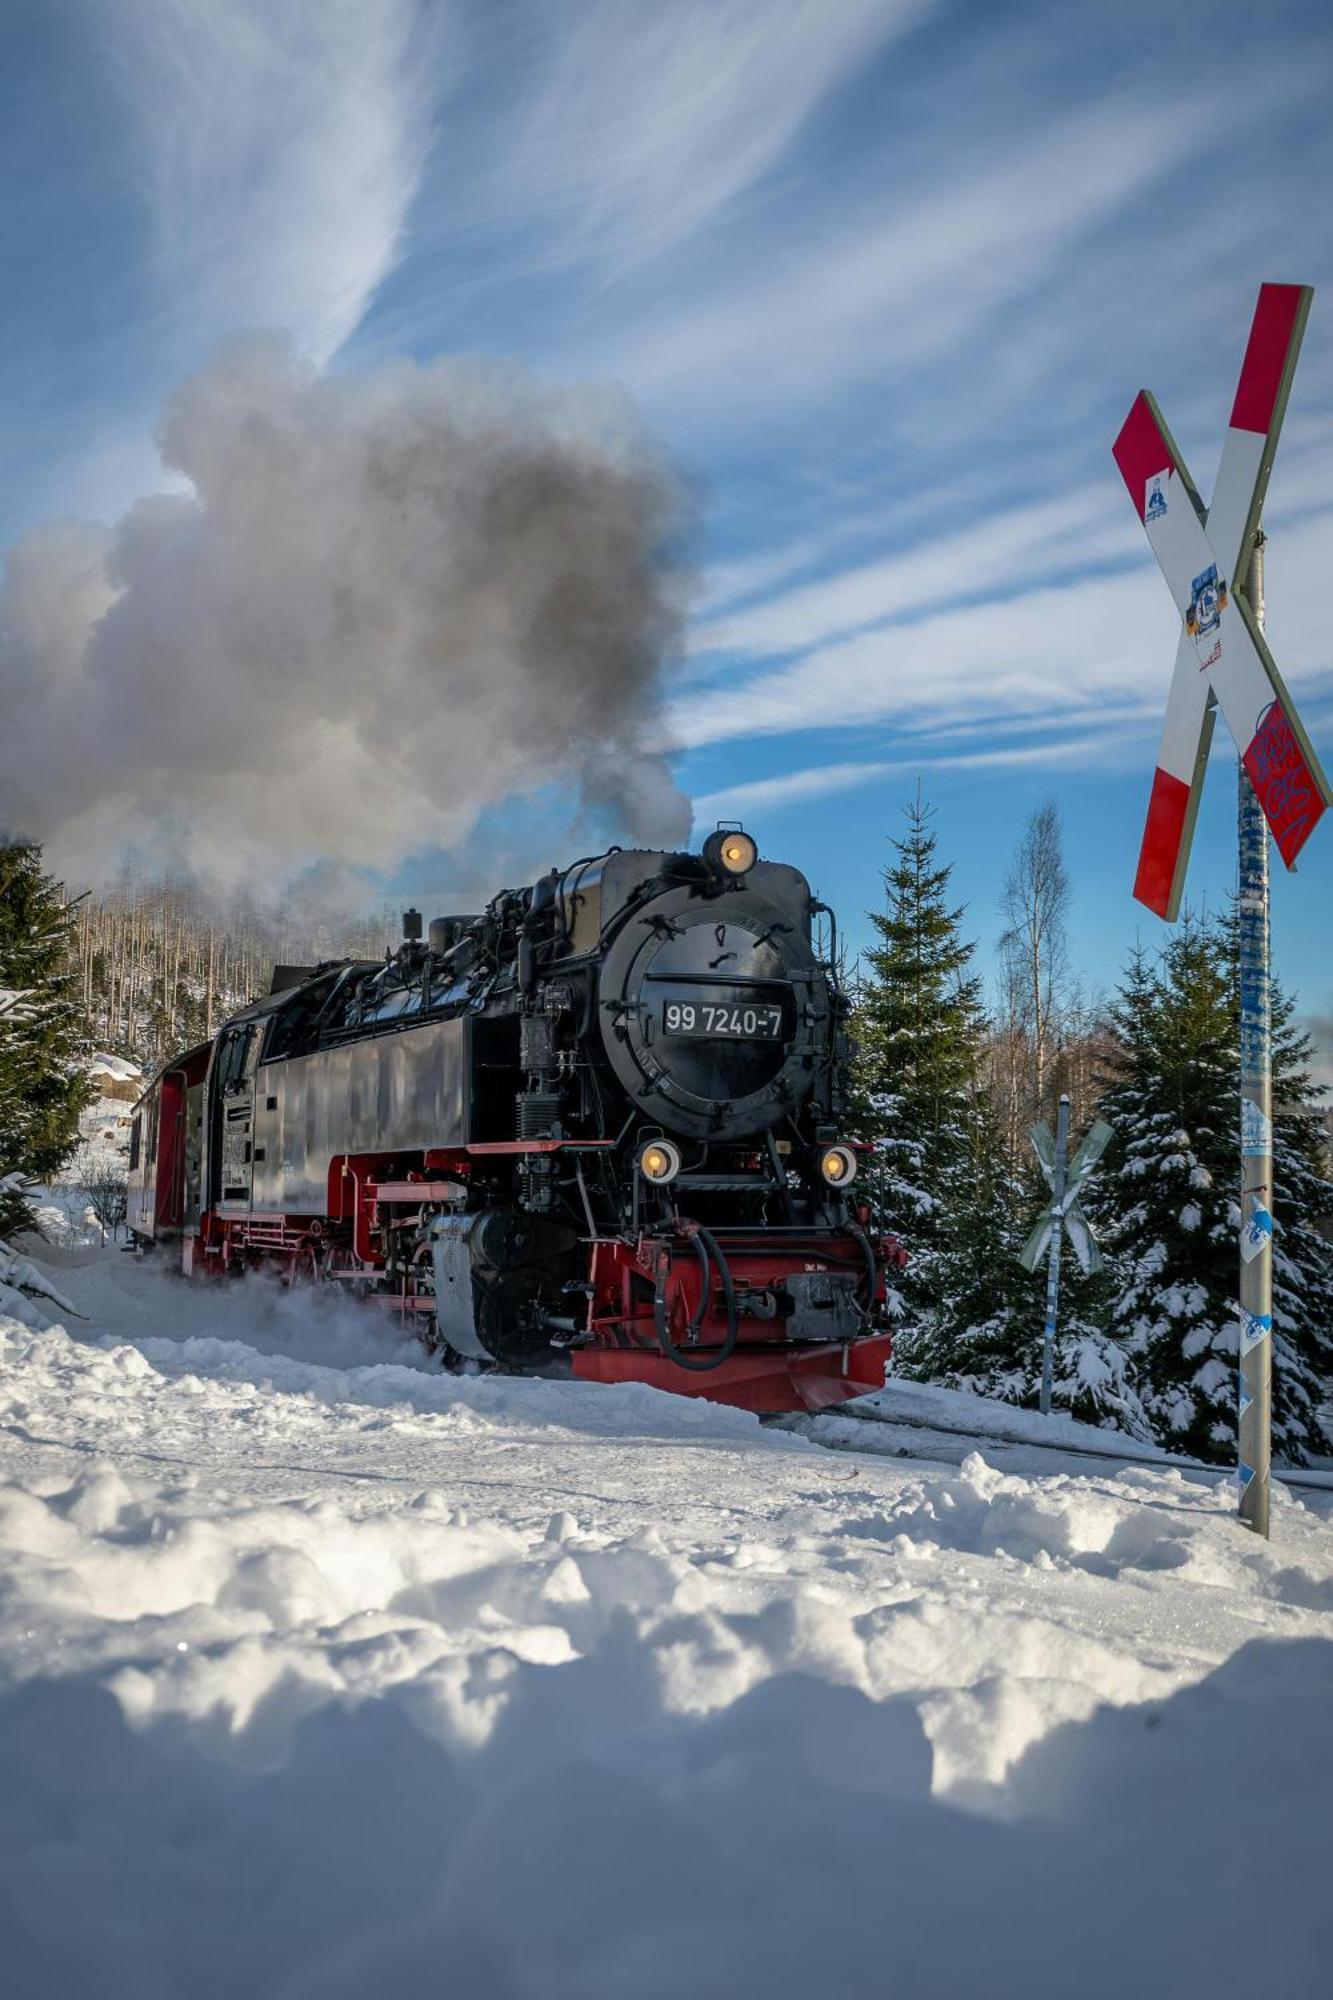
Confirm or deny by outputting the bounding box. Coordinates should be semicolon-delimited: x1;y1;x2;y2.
703;828;758;878
818;1144;858;1188
639;1138;682;1184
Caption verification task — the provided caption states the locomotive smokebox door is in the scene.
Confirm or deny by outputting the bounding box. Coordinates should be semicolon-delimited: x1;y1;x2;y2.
596;866;821;1142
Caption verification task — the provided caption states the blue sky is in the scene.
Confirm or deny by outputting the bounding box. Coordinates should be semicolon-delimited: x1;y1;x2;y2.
3;0;1332;1040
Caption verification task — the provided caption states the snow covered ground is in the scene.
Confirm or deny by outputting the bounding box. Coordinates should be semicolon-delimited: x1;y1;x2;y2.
2;1250;1331;1998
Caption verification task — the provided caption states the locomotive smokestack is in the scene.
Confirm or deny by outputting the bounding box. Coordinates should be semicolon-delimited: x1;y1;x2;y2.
0;336;694;889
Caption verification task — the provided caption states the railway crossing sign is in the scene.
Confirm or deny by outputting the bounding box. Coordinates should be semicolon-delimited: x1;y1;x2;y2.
1020;1096;1113;1416
1113;283;1330;920
1112;282;1329;1538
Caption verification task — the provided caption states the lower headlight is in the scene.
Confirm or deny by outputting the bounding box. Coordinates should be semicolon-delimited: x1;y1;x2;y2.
818;1144;858;1188
639;1138;682;1184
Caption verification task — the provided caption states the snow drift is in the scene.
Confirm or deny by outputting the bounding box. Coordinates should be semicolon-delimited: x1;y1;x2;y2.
1;1256;1332;1997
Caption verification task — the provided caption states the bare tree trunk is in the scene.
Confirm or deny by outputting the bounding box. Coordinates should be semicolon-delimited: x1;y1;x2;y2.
999;800;1070;1133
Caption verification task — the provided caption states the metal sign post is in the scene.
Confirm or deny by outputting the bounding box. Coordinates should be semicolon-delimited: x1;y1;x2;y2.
1021;1097;1112;1415
1237;534;1272;1535
1112;284;1330;1537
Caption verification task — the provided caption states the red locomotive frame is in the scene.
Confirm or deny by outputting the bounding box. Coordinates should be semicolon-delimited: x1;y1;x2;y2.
136;1077;899;1413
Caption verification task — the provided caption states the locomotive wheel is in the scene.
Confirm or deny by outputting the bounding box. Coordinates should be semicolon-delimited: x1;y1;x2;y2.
473;1267;559;1369
324;1244;374;1299
289;1246;320;1288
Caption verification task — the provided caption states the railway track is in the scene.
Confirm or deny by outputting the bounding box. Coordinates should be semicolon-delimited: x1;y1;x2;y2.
785;1400;1333;1497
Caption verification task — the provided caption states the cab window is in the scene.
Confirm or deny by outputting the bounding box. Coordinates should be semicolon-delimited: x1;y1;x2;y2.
216;1026;256;1096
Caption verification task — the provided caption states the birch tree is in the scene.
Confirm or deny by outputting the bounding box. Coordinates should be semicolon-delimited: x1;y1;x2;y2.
998;800;1070;1129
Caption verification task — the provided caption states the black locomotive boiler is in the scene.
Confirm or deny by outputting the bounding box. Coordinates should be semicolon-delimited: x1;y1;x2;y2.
127;830;901;1410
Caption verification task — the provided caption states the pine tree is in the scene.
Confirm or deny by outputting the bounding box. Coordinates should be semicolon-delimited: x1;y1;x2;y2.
1269;988;1333;1459
851;792;989;1350
0;841;91;1235
1094;928;1238;1460
1212;908;1333;1462
926;1088;1032;1385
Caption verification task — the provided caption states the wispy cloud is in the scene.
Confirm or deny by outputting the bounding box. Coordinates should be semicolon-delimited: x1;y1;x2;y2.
603;90;1220;412
690;725;1157;825
473;0;929;274
693;487;1140;663
107;0;439;364
672;504;1333;755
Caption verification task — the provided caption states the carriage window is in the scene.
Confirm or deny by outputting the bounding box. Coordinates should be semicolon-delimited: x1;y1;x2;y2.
129;1116;141;1171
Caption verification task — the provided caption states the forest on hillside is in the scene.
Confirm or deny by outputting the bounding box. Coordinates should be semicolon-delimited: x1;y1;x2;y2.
69;878;400;1064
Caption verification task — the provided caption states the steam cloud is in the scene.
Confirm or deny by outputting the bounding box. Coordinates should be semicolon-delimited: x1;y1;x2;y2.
0;337;693;890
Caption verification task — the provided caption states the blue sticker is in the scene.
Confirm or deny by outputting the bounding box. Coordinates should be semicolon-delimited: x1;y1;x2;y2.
1239;1309;1272;1355
1185;563;1229;643
1239;1207;1273;1263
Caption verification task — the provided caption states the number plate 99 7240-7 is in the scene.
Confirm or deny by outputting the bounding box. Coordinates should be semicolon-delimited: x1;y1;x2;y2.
662;1001;783;1040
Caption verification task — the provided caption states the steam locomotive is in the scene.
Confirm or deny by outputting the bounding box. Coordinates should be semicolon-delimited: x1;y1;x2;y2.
126;831;901;1411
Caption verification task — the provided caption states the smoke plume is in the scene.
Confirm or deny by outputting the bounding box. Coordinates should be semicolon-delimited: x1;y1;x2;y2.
0;337;693;889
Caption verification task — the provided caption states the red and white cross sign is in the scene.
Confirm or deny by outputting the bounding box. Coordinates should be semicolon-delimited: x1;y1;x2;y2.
1112;283;1330;919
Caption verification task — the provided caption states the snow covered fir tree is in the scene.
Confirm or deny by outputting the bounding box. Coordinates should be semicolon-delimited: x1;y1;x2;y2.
1267;982;1333;1460
851;791;992;1337
1090;930;1239;1459
1091;918;1333;1464
1213;909;1333;1461
0;841;90;1235
914;1089;1034;1390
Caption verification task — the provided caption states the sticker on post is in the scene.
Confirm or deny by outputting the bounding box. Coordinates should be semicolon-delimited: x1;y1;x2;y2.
1145;472;1169;522
1239;1205;1273;1262
1241;1097;1272;1158
1238;1308;1271;1355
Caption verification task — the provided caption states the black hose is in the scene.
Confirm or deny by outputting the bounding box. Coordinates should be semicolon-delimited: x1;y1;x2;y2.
652;1225;739;1372
846;1220;879;1322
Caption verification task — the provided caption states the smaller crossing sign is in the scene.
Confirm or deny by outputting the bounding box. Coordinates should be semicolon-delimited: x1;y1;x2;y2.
1020;1097;1113;1415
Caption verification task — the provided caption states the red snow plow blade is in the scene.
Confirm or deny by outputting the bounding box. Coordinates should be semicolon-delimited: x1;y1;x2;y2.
571;1335;893;1414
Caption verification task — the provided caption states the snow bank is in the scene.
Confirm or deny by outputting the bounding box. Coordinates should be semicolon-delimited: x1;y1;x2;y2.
857;1375;1179;1460
1;1257;1332;1997
4;1620;1328;2000
86;1052;144;1084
